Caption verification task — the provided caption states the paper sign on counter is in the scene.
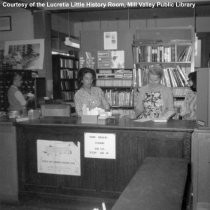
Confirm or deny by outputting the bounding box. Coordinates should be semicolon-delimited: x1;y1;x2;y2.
84;133;116;159
37;140;81;176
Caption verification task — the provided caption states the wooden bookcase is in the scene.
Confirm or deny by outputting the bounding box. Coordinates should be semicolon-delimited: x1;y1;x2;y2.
132;27;195;115
96;68;135;117
52;54;79;102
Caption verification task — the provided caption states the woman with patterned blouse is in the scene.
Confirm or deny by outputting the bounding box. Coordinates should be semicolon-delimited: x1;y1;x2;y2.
135;65;174;119
74;68;110;116
180;71;197;120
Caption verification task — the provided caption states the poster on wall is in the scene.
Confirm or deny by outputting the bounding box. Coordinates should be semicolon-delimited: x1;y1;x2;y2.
84;132;116;159
98;50;124;69
37;139;81;176
4;39;44;70
104;31;117;50
79;51;96;69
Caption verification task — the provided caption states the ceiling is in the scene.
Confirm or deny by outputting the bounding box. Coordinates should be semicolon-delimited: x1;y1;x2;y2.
1;0;210;21
60;4;210;22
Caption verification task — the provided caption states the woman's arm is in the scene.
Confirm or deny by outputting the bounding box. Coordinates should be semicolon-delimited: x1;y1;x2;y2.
99;88;110;110
180;90;192;117
74;92;83;116
14;91;27;106
134;89;144;118
164;88;174;112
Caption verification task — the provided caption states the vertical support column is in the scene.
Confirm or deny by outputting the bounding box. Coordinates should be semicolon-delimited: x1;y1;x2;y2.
33;10;52;97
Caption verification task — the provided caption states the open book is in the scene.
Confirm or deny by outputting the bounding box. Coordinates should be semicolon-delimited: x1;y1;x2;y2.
134;111;175;123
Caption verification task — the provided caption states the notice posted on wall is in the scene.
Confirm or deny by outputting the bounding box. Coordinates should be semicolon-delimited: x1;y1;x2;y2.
104;31;117;50
37;140;81;176
97;50;124;69
84;133;116;159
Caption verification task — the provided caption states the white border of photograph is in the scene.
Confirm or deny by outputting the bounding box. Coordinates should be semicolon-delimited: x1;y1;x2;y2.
4;39;44;70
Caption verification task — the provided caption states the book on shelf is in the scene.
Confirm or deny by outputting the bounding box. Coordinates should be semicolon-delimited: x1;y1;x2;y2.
177;45;192;62
168;68;178;87
105;90;134;107
60;69;74;79
96;69;132;78
176;65;188;85
61;80;74;91
96;69;132;80
136;44;178;63
162;68;171;87
96;78;132;87
60;58;74;68
61;91;74;101
136;67;149;87
135;66;189;89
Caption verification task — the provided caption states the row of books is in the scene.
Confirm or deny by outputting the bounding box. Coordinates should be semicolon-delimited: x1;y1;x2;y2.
60;58;74;68
75;60;79;69
60;81;74;91
162;67;188;87
135;44;192;63
61;91;74;101
134;66;189;88
60;69;74;79
105;90;134;107
96;70;133;79
96;79;132;87
178;45;192;62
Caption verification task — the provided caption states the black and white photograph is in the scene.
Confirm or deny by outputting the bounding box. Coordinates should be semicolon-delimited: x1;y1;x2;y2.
4;39;44;70
0;0;210;210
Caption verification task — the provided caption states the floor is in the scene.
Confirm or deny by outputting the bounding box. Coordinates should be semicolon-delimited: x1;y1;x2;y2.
0;197;114;210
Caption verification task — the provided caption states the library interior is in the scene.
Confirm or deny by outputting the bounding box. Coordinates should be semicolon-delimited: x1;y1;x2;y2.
1;0;210;210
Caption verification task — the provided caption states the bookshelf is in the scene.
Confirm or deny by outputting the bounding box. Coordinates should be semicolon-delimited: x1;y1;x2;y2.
132;27;194;114
0;64;39;112
52;54;79;102
96;68;135;117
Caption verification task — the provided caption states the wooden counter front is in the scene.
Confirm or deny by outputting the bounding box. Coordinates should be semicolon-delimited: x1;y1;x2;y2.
15;117;196;201
0;120;18;203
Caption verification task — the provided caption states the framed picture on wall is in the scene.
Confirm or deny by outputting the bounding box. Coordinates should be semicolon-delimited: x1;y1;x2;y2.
4;39;45;70
0;16;12;31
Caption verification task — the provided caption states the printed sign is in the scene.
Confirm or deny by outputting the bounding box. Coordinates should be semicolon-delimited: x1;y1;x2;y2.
84;133;116;159
97;50;124;69
104;31;117;50
37;140;81;176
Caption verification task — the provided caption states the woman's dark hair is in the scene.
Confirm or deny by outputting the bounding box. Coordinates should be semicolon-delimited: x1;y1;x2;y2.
77;67;96;89
188;71;197;92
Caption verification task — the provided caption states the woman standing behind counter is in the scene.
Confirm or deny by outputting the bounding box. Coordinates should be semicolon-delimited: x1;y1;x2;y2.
8;73;34;114
74;68;110;116
180;71;197;120
135;65;174;119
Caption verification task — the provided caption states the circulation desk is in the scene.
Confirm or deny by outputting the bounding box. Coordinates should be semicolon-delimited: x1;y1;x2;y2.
15;117;196;201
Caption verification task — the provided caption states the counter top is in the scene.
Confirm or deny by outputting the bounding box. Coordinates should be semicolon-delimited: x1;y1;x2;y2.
14;116;198;132
0;117;14;126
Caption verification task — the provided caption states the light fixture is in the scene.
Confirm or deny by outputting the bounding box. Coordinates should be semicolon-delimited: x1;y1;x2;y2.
64;10;80;49
64;36;80;49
